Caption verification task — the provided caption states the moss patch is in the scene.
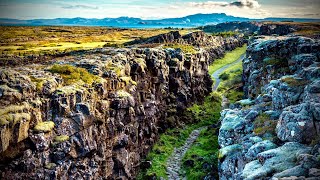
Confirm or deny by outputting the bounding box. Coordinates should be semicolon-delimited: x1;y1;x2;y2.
281;77;310;87
253;113;277;137
34;121;55;132
49;64;98;85
54;135;70;143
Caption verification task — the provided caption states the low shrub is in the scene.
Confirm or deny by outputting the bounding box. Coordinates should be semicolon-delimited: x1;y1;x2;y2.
219;72;230;80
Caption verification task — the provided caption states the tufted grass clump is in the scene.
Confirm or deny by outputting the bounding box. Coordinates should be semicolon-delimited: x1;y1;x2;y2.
163;44;197;54
34;121;55;132
281;77;310;87
49;64;97;85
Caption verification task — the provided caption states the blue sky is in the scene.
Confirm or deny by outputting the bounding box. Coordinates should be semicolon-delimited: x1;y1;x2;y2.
0;0;319;19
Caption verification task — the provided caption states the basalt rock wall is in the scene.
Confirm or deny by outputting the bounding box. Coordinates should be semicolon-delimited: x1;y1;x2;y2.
218;36;320;180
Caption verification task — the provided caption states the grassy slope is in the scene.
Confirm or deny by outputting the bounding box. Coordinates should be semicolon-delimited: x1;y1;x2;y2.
217;59;244;103
208;45;247;76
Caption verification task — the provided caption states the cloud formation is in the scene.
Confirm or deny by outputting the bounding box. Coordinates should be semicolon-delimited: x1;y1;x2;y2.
189;0;260;9
229;0;260;9
62;5;99;10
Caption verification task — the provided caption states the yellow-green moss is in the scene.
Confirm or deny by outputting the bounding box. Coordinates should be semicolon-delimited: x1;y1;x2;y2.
117;90;131;98
163;44;197;54
55;85;85;95
49;64;98;85
134;58;147;72
54;135;70;143
253;113;277;136
34;121;55;132
45;163;57;170
120;76;137;86
0;103;30;116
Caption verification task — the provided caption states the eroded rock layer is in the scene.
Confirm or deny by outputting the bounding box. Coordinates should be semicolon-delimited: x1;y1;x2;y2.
219;36;320;180
0;32;244;179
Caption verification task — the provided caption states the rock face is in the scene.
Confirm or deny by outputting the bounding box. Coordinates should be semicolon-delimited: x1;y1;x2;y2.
218;36;320;179
126;31;244;51
0;32;244;179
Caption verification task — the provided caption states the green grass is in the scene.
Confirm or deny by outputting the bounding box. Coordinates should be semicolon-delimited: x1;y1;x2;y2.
215;51;245;103
208;45;247;76
139;92;222;179
182;127;219;179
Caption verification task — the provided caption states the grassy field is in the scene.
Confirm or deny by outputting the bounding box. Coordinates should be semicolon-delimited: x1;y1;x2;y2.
217;59;244;103
0;26;192;56
208;45;247;76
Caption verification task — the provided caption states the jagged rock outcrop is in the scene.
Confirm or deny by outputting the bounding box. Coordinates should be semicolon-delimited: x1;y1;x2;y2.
201;22;260;35
125;31;244;51
218;36;320;179
0;32;244;179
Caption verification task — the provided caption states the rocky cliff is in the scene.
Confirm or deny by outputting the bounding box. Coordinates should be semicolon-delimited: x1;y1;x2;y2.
0;32;244;179
218;36;320;179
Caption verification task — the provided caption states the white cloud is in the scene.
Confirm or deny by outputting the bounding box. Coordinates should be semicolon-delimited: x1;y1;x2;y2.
0;0;319;20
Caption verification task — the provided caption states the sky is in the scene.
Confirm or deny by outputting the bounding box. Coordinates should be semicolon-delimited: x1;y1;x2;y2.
0;0;319;20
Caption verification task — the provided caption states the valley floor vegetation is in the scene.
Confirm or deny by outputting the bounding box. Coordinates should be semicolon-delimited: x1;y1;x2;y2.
138;46;247;179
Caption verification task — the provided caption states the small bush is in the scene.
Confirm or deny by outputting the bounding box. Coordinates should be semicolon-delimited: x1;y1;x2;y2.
219;72;230;80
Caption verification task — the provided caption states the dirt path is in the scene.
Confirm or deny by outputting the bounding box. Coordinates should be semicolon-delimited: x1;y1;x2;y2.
212;54;245;91
166;127;206;180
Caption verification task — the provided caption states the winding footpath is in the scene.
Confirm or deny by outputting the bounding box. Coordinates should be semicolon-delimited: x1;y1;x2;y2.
166;54;245;180
212;54;245;91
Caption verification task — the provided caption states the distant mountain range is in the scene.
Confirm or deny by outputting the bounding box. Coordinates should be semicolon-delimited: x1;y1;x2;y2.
0;13;319;28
